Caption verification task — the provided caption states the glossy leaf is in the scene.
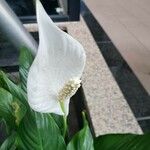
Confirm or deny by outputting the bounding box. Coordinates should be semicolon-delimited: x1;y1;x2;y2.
18;111;66;150
94;133;150;150
67;113;94;150
0;71;27;105
19;47;33;92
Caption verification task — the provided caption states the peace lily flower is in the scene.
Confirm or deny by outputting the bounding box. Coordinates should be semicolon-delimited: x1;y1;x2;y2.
27;0;86;116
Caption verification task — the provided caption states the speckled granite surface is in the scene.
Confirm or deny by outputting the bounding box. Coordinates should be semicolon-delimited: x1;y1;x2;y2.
24;17;142;136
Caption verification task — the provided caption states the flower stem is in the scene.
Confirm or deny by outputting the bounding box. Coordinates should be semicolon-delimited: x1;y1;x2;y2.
60;101;68;138
62;115;67;138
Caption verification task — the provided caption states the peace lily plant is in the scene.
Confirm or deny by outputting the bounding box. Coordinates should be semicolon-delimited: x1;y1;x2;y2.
0;0;150;149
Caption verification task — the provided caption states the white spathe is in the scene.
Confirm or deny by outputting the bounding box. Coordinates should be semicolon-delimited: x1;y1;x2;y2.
27;0;86;116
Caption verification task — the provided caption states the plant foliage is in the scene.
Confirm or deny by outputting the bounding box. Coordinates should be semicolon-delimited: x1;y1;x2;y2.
0;47;150;149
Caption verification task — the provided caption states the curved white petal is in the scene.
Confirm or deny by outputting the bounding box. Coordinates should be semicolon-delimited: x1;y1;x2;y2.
27;0;86;115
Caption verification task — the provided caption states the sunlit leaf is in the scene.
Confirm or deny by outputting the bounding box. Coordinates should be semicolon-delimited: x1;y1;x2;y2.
0;88;26;127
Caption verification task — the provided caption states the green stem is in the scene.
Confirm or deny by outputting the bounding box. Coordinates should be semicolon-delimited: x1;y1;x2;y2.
62;115;67;138
60;101;68;138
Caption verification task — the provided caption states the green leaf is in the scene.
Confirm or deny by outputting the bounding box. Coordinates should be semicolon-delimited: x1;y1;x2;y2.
0;132;17;150
0;119;8;144
51;113;64;135
0;71;27;105
0;88;26;127
18;111;66;150
11;100;27;126
94;133;150;150
0;88;15;127
67;112;94;150
19;47;33;92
